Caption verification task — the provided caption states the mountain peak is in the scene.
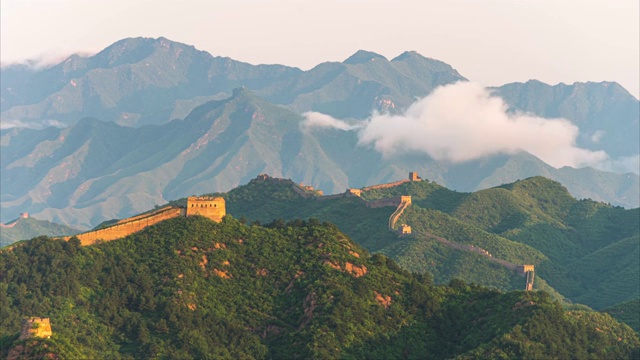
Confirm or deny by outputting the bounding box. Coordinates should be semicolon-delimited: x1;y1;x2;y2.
91;37;159;67
343;50;387;65
91;37;201;68
230;86;260;102
391;50;426;62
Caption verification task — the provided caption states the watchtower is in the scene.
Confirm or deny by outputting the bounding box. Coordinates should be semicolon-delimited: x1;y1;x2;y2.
19;317;52;339
516;265;535;275
408;172;422;181
517;265;535;291
186;196;226;222
398;224;412;235
346;189;362;197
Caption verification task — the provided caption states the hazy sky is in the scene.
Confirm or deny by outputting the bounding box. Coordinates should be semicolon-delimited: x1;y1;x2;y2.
2;0;638;97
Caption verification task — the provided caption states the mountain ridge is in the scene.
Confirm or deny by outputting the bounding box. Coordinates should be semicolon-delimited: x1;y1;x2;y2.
2;89;638;227
1;37;638;226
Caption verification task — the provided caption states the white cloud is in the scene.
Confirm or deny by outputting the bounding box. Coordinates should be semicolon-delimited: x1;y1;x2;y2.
593;155;640;174
301;111;362;132
302;82;608;169
0;119;66;130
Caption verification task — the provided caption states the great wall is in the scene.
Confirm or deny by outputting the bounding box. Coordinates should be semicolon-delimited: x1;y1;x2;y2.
8;172;534;290
59;196;225;246
258;172;535;290
0;212;29;229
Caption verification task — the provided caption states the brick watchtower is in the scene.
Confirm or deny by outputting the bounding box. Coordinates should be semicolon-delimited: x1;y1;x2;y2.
19;317;52;339
409;172;422;181
186;196;226;222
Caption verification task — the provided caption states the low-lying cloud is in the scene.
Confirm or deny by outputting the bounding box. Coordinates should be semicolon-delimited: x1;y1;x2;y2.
302;81;608;169
301;111;363;132
592;155;640;174
0;119;67;130
1;51;93;70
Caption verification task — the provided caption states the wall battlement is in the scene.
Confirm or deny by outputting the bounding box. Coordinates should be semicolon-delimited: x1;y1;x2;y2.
63;196;225;246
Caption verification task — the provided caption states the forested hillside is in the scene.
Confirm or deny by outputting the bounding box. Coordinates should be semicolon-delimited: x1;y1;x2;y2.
1;216;638;359
221;175;639;312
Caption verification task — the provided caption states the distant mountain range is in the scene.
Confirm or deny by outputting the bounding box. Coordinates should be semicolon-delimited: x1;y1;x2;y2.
1;37;638;226
0;214;80;247
494;80;639;160
0;37;465;127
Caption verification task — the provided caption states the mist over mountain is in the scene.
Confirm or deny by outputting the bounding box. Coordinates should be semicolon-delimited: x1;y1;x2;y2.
1;37;638;227
494;80;639;172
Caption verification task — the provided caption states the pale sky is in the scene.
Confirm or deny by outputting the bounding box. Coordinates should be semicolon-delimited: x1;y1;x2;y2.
1;0;639;97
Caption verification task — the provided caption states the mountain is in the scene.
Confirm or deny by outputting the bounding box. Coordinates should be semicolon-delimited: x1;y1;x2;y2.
220;175;639;311
494;80;640;160
255;49;466;118
1;217;638;358
1;37;301;127
2;38;638;225
1;37;466;128
0;89;309;228
3;38;636;164
0;214;80;247
2;89;638;228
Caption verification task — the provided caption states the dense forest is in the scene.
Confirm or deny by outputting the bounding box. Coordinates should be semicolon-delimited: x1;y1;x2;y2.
1;216;638;358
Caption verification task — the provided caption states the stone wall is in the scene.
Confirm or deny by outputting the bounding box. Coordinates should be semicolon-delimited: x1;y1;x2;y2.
291;184;315;198
365;196;407;208
388;198;412;230
69;207;182;246
115;206;174;224
362;179;409;191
